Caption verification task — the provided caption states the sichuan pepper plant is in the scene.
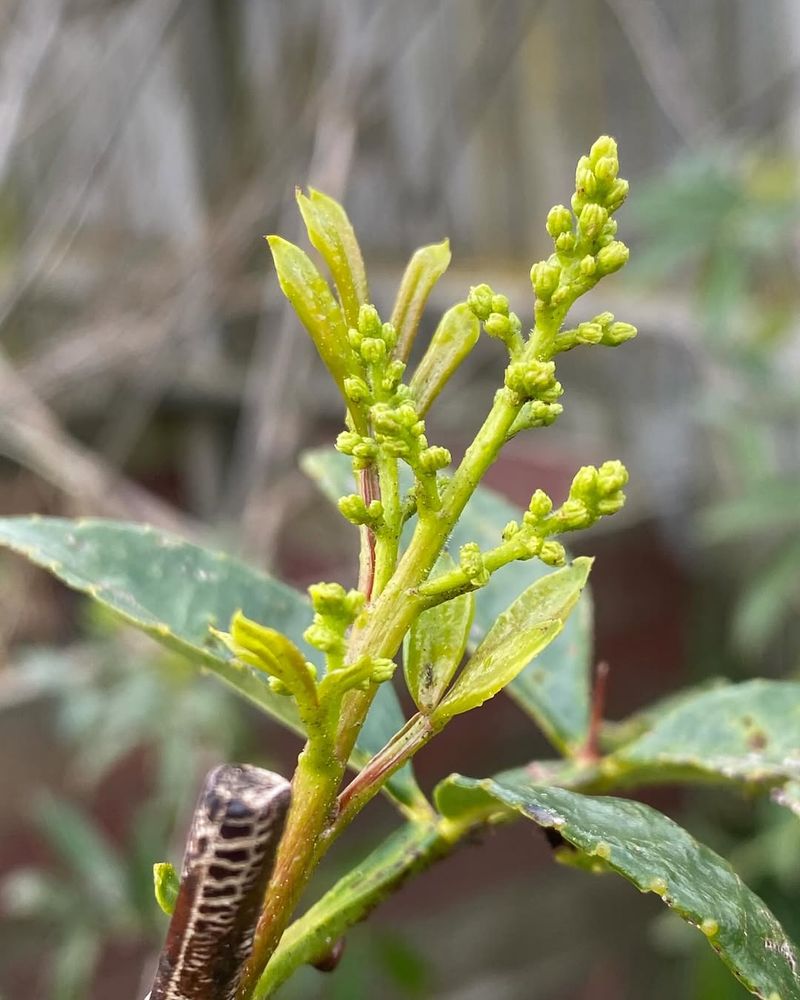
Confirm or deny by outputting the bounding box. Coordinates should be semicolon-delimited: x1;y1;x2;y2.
1;137;798;999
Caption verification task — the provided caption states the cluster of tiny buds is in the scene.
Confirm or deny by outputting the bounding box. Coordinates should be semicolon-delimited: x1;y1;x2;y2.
344;304;407;407
459;541;490;587
467;284;523;354
555;311;637;353
304;582;365;657
504;358;563;404
500;460;629;567
530;136;630;307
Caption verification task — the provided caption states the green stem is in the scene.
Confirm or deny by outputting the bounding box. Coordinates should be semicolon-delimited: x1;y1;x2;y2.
238;739;343;999
333;386;523;766
373;452;400;596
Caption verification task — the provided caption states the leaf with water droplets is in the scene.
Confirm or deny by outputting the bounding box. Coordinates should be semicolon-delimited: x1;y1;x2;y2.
437;774;800;1000
606;680;800;810
0;517;419;807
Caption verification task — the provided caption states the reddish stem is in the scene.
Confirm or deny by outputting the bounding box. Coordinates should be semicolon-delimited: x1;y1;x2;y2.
357;464;380;599
580;660;609;763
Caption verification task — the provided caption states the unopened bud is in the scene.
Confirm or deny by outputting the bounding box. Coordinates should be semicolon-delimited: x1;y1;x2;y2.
579;203;608;240
467;283;494;321
596;241;629;275
539;540;566;567
580;255;597;277
530;261;561;301
546;204;573;238
528;488;553;520
358;303;382;339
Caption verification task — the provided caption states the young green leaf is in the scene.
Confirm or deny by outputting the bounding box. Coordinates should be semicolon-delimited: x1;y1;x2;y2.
437;776;800;1000
153;862;179;916
390;239;451;361
409;302;481;415
431;557;592;724
266;236;363;429
296;188;369;329
404;552;474;713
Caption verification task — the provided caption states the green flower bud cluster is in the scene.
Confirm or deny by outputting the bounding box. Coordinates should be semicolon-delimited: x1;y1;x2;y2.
337;492;384;528
467;283;524;356
335;301;452;518
304;582;365;669
525;136;631;362
555;311;638;354
506;400;563;440
343;304;407;413
504;358;563;405
459;541;490;587
496;461;628;571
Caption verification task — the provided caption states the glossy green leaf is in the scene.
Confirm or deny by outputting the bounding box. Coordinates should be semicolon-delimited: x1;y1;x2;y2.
255;822;447;997
0;517;417;806
390;239;451;361
404;552;474;713
431;557;592;724
153;862;179;916
607;680;800;796
266;236;363;429
438;775;800;1000
301;447;595;753
409;303;480;415
296;188;369;329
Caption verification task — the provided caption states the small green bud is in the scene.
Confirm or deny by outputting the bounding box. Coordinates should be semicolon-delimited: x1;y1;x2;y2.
153;862;180;916
539;540;566;567
577;321;603;344
555;231;577;253
360;337;386;364
519;534;544;559
579;255;597;277
268;676;292;696
576;167;598;200
484;312;510;338
370;658;396;684
467;283;495;321
303;621;343;654
337;493;368;524
571;465;598;498
605;178;629;212
557;497;592;530
459;541;490;587
343;376;370;403
502;520;520;540
597;494;626;516
352;439;378;461
539;379;563;404
530;261;561;301
528;488;553;520
418;445;451;474
309;581;348;613
381;321;398;350
382;359;406;392
605;321;637;345
597;459;628;494
358;303;382;339
491;293;510;315
589;135;618;167
335;431;360;454
530;400;562;426
596;241;629;275
579;203;608;240
593;155;618;183
546;204;573;238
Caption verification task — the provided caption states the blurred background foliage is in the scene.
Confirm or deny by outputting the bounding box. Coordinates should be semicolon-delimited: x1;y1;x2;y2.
0;1;798;997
